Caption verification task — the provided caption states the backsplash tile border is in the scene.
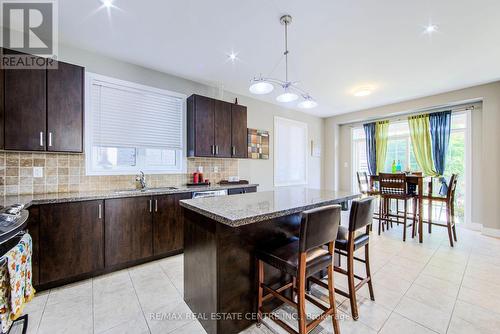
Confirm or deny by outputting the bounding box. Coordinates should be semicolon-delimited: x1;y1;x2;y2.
0;152;239;196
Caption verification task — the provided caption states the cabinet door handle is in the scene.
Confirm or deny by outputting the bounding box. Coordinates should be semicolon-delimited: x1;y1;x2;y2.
39;131;44;147
98;204;102;219
48;132;53;147
155;199;158;212
232;146;236;156
215;145;219;155
149;199;152;212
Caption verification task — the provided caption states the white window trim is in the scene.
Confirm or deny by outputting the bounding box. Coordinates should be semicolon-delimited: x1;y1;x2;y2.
274;116;308;187
84;72;187;176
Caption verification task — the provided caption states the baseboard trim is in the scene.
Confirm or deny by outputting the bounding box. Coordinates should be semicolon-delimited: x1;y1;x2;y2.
482;227;500;238
462;222;483;232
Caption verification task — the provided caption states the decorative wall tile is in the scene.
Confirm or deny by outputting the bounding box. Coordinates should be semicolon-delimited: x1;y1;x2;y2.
0;152;240;195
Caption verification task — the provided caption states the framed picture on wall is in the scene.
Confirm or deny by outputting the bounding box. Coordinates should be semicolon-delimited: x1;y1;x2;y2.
247;128;269;159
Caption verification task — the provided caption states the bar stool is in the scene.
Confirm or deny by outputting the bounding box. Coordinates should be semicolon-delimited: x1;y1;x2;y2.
256;205;342;334
424;174;458;247
310;197;375;320
378;173;417;241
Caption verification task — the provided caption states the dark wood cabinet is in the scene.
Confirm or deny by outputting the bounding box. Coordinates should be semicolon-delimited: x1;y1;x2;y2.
27;206;40;286
188;94;215;157
39;200;104;284
231;104;248;158
153;192;192;255
0;48;84;152
214;100;232;157
187;94;248;158
47;60;84;152
4;60;46;151
104;196;153;267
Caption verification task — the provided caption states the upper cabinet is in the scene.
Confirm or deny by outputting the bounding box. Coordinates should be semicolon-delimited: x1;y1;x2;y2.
1;49;84;153
4;56;47;151
187;94;248;158
47;60;84;152
231;104;247;158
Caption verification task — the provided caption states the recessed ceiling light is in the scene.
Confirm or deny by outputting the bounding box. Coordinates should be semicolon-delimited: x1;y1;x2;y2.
100;0;114;8
353;87;373;97
227;52;238;62
424;24;438;34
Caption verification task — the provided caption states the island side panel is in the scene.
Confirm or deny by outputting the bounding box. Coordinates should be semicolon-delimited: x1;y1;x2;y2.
216;214;302;334
183;209;218;334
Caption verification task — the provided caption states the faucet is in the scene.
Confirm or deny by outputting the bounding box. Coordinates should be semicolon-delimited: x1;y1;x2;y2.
136;171;147;190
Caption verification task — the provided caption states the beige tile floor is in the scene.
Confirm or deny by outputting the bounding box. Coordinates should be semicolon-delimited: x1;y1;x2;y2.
20;221;500;334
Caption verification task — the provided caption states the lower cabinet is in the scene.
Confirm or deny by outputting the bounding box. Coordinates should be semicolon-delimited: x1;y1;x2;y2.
39;200;104;285
27;207;40;286
104;196;153;267
153;192;192;256
29;188;257;288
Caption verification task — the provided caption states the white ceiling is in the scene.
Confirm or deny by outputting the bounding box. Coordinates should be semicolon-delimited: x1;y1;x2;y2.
58;0;500;117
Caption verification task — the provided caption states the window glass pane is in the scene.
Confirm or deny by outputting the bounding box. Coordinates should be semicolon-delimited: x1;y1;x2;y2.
384;138;408;172
144;148;177;167
92;146;136;169
451;113;467;130
445;131;466;220
352;127;365;140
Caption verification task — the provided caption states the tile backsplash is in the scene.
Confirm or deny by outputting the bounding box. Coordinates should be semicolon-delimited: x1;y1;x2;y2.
0;152;239;196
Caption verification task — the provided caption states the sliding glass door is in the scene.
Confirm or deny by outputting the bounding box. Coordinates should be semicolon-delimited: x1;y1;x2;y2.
351;112;469;223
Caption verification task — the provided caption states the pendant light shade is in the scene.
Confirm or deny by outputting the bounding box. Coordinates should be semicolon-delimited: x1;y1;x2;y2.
298;98;318;109
276;91;298;103
249;80;274;94
249;14;317;109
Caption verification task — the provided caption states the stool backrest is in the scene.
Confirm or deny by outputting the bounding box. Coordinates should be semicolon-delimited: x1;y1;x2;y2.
299;204;341;253
447;174;458;202
348;197;375;232
357;171;370;194
379;173;407;195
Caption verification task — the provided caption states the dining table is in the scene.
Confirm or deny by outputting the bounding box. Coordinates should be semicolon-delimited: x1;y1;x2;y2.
369;173;425;243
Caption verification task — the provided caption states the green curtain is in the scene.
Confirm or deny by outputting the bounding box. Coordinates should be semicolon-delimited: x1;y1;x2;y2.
375;120;389;174
408;114;438;176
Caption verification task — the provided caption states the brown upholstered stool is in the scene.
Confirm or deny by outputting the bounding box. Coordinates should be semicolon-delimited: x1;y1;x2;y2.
256;205;342;334
310;197;375;320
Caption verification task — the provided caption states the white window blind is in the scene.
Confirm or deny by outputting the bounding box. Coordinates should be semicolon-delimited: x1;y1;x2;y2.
91;81;183;149
274;117;308;186
85;73;186;175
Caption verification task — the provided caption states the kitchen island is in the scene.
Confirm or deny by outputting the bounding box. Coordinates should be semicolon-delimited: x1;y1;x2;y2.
180;187;359;334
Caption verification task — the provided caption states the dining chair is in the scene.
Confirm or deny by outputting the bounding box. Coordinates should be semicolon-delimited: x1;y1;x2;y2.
357;171;379;196
424;174;458;247
378;173;417;241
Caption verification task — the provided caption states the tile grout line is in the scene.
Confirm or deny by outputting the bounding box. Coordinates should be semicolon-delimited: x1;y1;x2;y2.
34;289;51;334
444;248;471;333
376;229;445;333
157;258;183;298
127;270;153;334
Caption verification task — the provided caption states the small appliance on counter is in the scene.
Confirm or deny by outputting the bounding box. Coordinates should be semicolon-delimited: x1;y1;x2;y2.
219;178;249;185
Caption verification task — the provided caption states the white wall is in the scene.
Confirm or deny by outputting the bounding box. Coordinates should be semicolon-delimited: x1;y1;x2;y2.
324;82;500;236
58;45;323;191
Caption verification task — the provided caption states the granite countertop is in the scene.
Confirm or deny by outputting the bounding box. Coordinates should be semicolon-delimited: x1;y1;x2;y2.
179;187;360;227
0;184;259;208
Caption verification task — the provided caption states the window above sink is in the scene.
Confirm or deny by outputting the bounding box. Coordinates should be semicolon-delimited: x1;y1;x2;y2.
85;73;187;175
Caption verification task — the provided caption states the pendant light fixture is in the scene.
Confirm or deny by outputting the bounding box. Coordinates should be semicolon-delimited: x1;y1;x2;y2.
249;15;317;109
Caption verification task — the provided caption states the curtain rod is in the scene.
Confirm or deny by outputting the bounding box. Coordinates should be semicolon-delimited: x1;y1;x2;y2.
345;102;480;127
